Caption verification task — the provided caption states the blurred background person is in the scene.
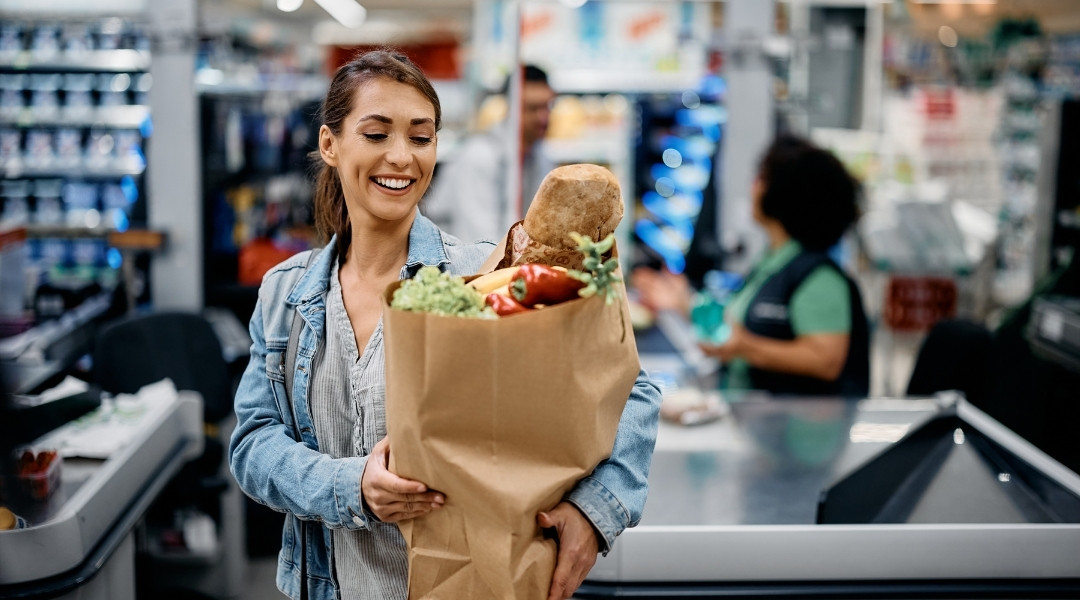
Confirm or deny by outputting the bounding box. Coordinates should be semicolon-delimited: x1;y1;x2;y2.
634;134;870;397
425;64;556;243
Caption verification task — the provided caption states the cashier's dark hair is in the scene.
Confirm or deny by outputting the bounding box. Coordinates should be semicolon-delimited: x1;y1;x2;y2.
312;49;441;257
757;135;860;252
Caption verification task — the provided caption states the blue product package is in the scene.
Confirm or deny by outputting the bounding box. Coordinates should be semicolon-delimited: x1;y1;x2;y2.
690;270;743;345
38;238;69;268
63;181;101;227
71;238;105;267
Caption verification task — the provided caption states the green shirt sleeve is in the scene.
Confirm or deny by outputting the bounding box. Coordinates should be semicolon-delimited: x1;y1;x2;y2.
789;265;851;335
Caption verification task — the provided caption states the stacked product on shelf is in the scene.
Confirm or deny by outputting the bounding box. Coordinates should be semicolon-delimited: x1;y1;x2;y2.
995;33;1045;306
0;17;150;322
199;81;322;320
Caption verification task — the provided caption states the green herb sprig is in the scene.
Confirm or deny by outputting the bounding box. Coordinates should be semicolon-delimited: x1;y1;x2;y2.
568;232;622;305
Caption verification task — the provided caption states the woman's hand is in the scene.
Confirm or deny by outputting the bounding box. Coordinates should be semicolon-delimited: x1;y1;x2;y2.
537;502;600;600
361;437;445;523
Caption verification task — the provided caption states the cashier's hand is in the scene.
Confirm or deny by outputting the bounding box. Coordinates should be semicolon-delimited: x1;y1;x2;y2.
538;502;600;600
699;323;747;363
360;437;445;523
631;267;693;316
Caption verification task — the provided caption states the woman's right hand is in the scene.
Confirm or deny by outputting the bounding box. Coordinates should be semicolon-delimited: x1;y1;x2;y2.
361;437;445;523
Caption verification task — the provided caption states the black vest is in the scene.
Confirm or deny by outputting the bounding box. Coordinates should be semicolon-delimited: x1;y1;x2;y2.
742;251;870;397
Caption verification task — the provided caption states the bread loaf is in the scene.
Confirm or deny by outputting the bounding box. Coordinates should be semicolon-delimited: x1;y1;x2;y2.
523;164;623;249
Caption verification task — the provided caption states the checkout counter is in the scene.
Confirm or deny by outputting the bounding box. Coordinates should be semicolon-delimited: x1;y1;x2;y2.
0;380;204;599
578;321;1080;598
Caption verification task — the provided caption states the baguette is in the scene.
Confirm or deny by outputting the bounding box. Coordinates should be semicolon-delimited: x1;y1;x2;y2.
468;266;520;294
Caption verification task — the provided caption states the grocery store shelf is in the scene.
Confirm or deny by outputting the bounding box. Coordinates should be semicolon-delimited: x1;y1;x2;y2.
552;69;704;94
1;161;146;178
545;137;630;165
0;49;151;73
24;224;116;238
0;105;150;129
195;72;328;98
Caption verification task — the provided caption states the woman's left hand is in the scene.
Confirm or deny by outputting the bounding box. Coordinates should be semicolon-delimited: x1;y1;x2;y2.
537;502;600;600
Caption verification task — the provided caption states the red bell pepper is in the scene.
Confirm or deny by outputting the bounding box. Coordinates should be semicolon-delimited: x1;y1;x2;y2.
485;292;533;316
509;264;585;307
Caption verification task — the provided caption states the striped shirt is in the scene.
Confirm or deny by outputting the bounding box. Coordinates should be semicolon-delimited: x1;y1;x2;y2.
307;257;408;599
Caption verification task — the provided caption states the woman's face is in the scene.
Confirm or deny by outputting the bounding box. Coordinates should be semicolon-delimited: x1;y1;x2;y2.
319;77;437;228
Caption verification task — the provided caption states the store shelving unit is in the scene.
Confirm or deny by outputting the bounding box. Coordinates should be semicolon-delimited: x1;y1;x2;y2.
0;18;153;320
631;83;726;286
197;73;323;322
0;48;150;71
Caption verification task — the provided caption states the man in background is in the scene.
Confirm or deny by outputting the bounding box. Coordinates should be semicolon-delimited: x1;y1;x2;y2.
425;65;557;243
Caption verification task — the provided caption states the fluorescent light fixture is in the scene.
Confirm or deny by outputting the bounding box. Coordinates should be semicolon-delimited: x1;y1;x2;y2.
314;0;366;28
560;0;588;7
277;0;303;12
914;0;996;4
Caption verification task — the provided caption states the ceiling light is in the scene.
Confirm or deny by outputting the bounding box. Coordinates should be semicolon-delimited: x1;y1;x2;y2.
314;0;366;28
277;0;303;12
913;1;996;4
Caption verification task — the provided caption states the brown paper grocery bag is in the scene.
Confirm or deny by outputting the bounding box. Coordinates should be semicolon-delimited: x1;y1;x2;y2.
382;278;639;600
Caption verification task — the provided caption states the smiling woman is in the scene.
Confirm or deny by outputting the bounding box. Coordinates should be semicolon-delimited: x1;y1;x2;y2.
229;48;663;600
228;50;467;600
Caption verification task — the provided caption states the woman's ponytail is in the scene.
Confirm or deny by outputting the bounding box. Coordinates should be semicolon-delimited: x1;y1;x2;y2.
311;153;350;257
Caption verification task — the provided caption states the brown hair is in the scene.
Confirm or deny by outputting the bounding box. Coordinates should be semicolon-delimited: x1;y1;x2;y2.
311;49;441;258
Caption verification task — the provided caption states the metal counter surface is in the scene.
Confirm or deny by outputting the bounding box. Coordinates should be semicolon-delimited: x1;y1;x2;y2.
578;351;1080;596
0;385;203;593
644;394;943;526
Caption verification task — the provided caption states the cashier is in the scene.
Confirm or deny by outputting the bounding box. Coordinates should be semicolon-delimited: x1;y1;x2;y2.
634;134;870;396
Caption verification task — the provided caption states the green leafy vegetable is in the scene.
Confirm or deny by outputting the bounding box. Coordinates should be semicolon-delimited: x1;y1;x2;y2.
391;266;496;319
567;232;622;305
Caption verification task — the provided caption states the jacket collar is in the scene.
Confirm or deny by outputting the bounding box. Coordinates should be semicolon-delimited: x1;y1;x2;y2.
404;211;450;273
286;211;448;306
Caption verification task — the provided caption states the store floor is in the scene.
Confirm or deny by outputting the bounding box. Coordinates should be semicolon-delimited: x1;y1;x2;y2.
241;557;282;599
234;327;926;600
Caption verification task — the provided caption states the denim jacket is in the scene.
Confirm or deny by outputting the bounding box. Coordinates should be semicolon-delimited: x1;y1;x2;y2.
229;213;662;600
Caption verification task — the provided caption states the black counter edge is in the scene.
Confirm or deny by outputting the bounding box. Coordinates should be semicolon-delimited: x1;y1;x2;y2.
574;578;1080;599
